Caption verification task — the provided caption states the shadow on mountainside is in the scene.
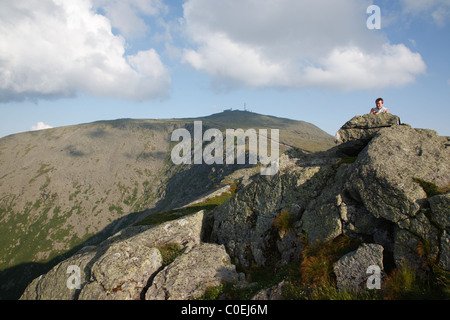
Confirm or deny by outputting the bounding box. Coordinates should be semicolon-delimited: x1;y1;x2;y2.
0;208;150;300
0;159;255;300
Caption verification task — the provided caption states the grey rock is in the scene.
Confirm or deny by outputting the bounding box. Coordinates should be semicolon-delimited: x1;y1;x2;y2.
333;243;384;291
20;246;97;300
210;161;334;268
335;113;400;155
429;193;450;229
252;280;289;300
393;229;424;270
301;203;342;243
346;125;449;227
438;231;450;271
81;243;162;300
336;113;400;144
145;243;238;300
21;210;205;300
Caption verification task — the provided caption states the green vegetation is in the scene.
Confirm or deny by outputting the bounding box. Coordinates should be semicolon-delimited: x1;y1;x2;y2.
296;235;361;299
413;177;449;197
108;204;124;215
200;234;449;300
136;181;239;226
337;156;357;166
155;243;183;266
198;282;229;300
29;163;53;184
273;210;295;235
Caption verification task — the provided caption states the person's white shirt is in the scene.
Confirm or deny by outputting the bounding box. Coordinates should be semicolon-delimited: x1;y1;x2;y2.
371;106;388;114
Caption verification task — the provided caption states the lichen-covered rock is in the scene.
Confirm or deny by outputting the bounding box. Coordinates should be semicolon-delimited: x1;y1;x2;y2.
333;243;384;291
20;246;97;300
145;243;238;300
344;125;449;270
335;113;400;156
301;203;342;243
429;193;450;229
210;159;334;268
347;126;449;226
79;243;162;300
336;113;400;144
21;210;205;300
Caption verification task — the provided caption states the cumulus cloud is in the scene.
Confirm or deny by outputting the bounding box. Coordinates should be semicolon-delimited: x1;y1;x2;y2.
181;0;426;91
92;0;167;37
30;122;53;131
0;0;170;103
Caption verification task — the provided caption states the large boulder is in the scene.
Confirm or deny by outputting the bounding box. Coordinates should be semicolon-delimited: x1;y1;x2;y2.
145;243;238;300
21;210;206;300
19;246;97;300
79;242;163;300
346;126;449;226
336;113;400;143
335;113;400;155
345;125;449;269
333;243;384;291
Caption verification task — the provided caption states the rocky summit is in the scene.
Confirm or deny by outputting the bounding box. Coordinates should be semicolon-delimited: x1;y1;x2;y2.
14;114;450;299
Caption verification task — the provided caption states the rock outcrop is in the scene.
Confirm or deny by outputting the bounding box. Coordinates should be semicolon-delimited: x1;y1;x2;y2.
21;210;208;300
335;113;400;155
20;114;449;299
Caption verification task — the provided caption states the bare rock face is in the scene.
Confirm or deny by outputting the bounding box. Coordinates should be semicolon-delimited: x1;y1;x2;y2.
209;156;335;268
21;210;206;300
79;243;163;300
145;243;238;300
333;244;384;291
335;113;400;155
19;246;97;300
345;125;449;268
336;113;400;144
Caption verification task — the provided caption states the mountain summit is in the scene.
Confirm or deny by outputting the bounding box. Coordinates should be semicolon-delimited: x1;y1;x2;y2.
17;113;450;300
0;111;334;299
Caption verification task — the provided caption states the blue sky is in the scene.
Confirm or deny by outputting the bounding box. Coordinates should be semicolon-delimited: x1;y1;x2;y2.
1;0;449;138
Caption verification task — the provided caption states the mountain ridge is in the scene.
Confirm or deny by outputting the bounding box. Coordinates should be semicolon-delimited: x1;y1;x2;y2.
18;113;450;300
0;110;334;299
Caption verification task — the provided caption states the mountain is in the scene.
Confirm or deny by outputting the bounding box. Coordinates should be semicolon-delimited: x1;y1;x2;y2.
0;110;335;299
18;113;450;300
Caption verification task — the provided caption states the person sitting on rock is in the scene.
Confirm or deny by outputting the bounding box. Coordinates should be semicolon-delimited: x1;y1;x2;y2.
370;98;389;114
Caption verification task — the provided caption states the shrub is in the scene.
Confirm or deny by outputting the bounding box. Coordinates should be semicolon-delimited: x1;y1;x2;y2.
383;264;422;299
156;243;183;266
299;235;360;299
273;210;294;235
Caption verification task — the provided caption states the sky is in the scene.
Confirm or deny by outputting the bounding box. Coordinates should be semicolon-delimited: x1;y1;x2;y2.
0;0;449;139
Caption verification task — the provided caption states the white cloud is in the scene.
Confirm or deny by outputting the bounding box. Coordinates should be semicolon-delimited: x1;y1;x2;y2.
30;122;53;131
301;44;426;91
92;0;167;37
0;0;170;103
181;0;426;91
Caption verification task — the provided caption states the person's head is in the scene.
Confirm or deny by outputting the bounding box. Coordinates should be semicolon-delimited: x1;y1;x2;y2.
375;98;384;109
